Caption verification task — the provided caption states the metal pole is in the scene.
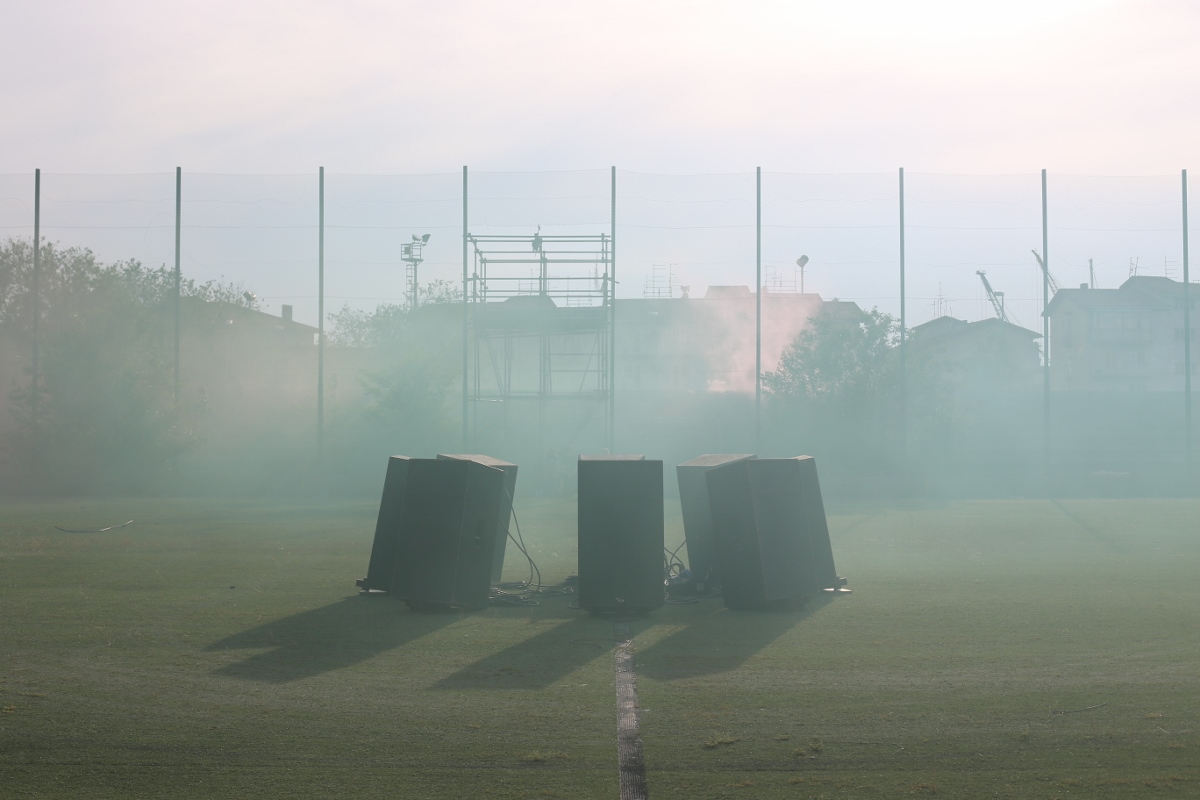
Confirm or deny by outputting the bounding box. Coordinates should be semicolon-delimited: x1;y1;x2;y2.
462;166;469;451
1041;168;1050;476
1183;169;1192;478
32;169;40;422
174;167;181;406
610;166;617;453
318;167;325;466
755;166;762;453
899;167;907;460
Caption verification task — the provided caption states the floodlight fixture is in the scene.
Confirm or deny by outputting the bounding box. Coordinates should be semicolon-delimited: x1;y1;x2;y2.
796;255;810;293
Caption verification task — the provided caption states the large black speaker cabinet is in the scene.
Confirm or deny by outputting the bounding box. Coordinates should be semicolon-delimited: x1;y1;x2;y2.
357;456;507;610
577;455;665;613
677;454;756;587
360;455;413;593
437;454;518;583
706;456;846;610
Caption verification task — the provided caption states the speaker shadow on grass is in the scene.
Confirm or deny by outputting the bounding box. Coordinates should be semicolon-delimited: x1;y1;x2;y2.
434;594;835;690
207;597;460;683
636;595;834;681
434;614;655;691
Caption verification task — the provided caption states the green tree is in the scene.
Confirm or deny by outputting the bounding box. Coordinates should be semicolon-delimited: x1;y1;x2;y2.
322;284;463;492
762;307;901;472
764;307;899;413
763;306;960;480
1;238;257;493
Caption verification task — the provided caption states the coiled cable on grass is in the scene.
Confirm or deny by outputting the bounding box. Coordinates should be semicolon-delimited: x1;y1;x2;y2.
488;495;574;607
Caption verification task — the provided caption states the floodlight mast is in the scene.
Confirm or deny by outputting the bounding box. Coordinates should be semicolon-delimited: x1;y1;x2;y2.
402;234;431;309
796;255;810;292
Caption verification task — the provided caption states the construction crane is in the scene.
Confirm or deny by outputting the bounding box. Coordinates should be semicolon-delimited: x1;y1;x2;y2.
1031;249;1060;295
977;270;1008;322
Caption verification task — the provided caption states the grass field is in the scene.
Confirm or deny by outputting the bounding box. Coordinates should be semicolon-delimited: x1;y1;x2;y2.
2;495;1198;799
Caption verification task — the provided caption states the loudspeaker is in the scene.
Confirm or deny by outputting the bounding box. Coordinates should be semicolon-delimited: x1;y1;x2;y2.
577;455;664;613
437;454;518;583
706;456;846;610
359;455;413;593
791;456;843;596
676;454;756;587
357;456;507;610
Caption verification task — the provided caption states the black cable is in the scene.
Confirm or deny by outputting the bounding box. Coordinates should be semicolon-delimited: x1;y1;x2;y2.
489;524;540;606
663;543;688;580
669;538;688;563
510;503;541;590
487;493;574;607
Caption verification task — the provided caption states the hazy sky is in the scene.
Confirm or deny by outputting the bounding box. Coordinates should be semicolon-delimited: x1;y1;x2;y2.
3;0;1198;174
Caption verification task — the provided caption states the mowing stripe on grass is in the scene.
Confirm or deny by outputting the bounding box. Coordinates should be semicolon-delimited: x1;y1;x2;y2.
614;622;649;800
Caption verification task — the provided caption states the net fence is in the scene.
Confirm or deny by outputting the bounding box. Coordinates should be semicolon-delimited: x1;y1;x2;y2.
0;169;1193;496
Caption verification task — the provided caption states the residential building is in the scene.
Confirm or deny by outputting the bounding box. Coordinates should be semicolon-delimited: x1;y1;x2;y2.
1044;276;1198;391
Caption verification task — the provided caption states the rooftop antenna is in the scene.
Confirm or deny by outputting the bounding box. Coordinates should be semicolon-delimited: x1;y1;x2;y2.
932;283;947;317
1089;258;1096;289
1129;257;1140;278
643;264;678;299
796;255;810;293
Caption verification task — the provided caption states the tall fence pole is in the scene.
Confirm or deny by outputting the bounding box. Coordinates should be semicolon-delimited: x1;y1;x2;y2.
174;167;182;406
31;169;40;422
317;166;325;467
1183;169;1192;479
1041;168;1050;478
609;166;617;453
899;167;907;461
462;166;469;451
755;167;762;453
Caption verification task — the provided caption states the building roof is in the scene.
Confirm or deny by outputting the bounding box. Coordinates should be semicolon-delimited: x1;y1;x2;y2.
909;315;1040;351
969;317;1042;338
182;297;319;334
911;315;968;337
704;285;752;299
1044;275;1192;316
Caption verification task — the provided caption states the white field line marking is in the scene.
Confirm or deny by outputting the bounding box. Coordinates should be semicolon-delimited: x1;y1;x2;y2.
614;622;649;800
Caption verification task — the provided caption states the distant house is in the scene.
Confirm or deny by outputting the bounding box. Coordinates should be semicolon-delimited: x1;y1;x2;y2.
908;316;1042;391
180;299;319;416
1043;276;1198;391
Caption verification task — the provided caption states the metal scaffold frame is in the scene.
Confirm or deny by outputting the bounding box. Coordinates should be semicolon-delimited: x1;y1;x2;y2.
464;231;615;452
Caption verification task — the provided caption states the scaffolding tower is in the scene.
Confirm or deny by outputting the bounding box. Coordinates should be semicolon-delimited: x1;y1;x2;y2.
465;232;614;456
